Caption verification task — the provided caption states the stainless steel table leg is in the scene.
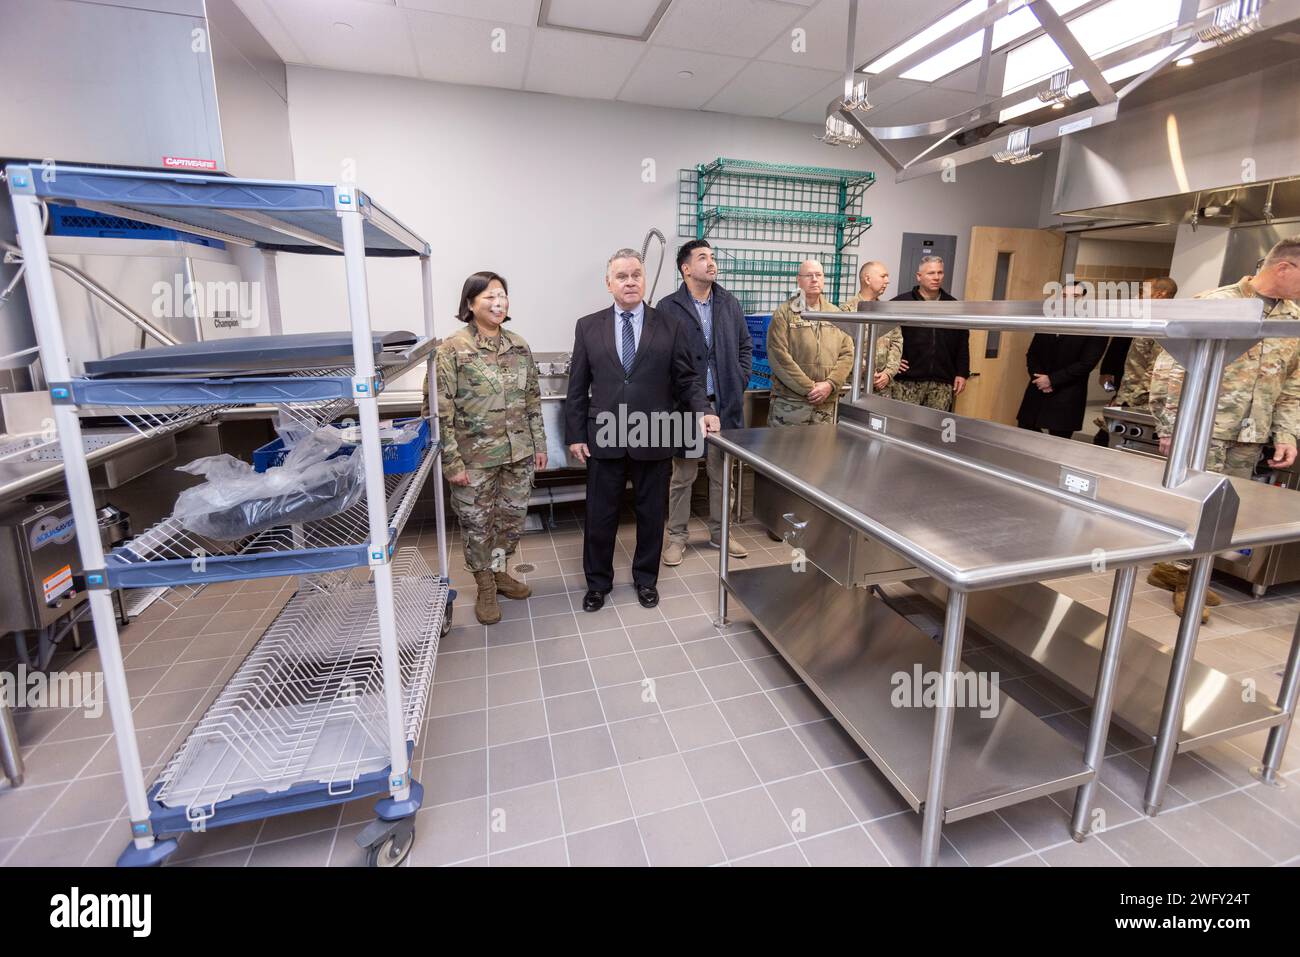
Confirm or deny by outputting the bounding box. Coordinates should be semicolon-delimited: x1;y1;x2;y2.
1253;610;1300;787
715;449;731;628
920;588;967;867
1144;555;1213;814
733;458;745;523
0;701;23;787
1071;565;1136;839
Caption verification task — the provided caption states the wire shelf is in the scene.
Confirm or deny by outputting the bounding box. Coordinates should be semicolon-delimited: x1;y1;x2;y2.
152;548;446;822
712;247;858;315
698;157;875;189
105;438;438;588
678;165;871;246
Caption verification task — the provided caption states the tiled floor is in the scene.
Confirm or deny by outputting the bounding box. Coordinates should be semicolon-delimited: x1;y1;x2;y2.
1;498;1298;867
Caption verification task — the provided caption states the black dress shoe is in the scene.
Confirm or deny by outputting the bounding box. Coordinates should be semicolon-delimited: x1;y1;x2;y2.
582;590;606;613
636;585;659;608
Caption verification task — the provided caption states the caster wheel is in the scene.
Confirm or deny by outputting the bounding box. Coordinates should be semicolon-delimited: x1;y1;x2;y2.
367;823;415;868
441;604;453;637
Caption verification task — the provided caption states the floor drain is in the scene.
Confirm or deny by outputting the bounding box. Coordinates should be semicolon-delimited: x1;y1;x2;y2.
514;563;535;573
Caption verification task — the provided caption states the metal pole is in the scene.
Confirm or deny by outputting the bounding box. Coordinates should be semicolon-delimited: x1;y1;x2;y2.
715;448;731;627
1162;339;1210;487
420;256;450;580
850;322;865;402
1147;341;1227;810
0;700;22;786
1143;555;1213;814
864;322;879;396
1190;340;1228;468
10;189;156;851
1253;611;1300;786
1071;565;1136;839
920;588;967;867
339;202;410;803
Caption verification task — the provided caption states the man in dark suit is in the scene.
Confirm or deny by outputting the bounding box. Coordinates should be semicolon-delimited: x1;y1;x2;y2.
566;249;721;612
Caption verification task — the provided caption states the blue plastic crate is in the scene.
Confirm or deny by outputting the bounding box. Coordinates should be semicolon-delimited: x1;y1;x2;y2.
252;417;430;475
747;357;772;391
745;314;770;360
48;203;225;248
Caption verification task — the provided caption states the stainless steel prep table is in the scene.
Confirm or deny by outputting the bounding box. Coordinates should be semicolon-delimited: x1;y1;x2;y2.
708;296;1298;865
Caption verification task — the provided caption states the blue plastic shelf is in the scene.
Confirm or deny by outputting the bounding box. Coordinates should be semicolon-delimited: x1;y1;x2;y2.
4;162;428;256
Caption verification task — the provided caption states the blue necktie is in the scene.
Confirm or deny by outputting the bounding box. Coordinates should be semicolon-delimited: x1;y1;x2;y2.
620;311;636;375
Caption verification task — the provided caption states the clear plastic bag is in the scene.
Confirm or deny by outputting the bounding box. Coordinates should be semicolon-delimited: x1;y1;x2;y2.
170;427;365;540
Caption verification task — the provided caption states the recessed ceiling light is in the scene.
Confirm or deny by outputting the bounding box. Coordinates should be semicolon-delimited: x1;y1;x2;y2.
333;21;353;32
677;70;694;79
1176;56;1195;66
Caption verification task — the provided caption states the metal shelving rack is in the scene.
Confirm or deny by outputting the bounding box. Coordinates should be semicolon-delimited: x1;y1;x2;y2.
5;162;452;867
678;157;874;310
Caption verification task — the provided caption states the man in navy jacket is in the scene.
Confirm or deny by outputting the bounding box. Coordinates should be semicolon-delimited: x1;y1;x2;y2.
656;240;753;565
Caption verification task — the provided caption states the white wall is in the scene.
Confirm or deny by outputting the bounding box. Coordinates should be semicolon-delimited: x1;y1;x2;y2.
1169;225;1232;297
278;66;1050;354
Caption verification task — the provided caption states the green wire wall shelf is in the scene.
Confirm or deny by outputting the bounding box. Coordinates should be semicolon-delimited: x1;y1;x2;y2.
678;157;874;314
712;247;859;315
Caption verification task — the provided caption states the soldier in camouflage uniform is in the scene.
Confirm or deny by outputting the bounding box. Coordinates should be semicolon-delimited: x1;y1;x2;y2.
1146;240;1300;620
767;260;856;427
840;261;907;394
1113;336;1159;408
428;272;547;625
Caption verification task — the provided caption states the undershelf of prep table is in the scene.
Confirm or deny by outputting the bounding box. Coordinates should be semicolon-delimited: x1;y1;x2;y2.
901;579;1288;751
723;563;1093;821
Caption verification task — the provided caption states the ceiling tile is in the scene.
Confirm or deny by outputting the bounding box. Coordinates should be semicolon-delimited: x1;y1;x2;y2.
652;0;804;58
233;0;308;63
544;0;668;37
398;0;539;25
525;28;644;99
250;0;419;76
780;75;928;123
705;59;840;117
407;9;533;89
618;46;749;110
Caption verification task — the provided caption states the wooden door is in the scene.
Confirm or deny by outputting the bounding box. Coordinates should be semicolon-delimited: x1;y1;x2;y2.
955;226;1065;425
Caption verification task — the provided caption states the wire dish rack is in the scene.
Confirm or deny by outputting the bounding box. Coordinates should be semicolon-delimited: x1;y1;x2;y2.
154;549;446;824
105;440;437;588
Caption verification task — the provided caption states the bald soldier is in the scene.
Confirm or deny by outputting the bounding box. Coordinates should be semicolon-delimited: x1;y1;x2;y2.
1147;237;1300;621
840;260;907;394
765;259;855;427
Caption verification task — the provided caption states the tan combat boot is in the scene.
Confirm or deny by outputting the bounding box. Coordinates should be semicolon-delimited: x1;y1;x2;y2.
474;570;501;624
494;563;531;600
1148;562;1221;605
1172;589;1210;624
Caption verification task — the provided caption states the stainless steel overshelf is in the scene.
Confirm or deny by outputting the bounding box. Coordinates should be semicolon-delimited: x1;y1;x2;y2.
725;564;1093;819
899;579;1286;751
814;297;1274;344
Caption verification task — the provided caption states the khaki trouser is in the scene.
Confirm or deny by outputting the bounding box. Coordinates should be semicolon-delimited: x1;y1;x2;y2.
667;443;724;545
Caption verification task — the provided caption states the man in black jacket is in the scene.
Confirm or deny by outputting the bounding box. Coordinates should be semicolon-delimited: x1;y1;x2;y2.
889;255;970;411
657;240;753;566
566;249;720;612
1017;333;1109;438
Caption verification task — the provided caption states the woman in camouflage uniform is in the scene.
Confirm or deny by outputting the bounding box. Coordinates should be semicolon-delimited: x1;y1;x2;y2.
431;272;547;625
